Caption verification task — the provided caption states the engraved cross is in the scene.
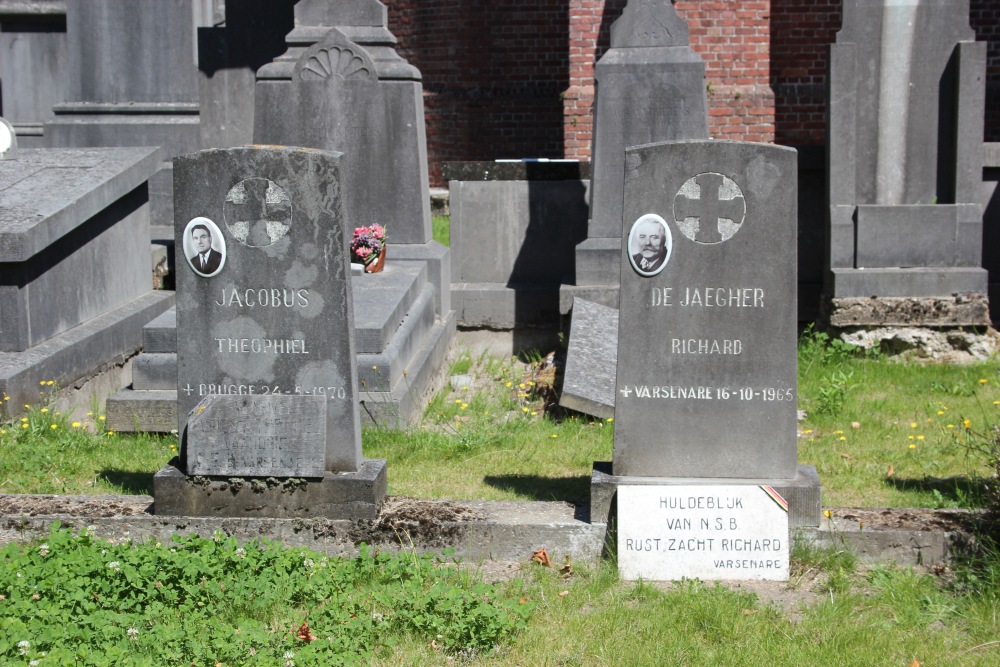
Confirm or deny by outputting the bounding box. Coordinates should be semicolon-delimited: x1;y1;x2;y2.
674;173;745;243
226;178;291;246
182;384;194;396
619;386;633;398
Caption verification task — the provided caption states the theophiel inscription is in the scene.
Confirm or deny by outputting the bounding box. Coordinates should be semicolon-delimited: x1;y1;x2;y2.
215;337;309;354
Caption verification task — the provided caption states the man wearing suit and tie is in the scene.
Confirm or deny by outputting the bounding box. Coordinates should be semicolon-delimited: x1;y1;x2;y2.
189;224;222;276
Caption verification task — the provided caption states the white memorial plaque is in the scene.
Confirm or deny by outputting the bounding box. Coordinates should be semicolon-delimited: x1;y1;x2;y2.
617;485;789;581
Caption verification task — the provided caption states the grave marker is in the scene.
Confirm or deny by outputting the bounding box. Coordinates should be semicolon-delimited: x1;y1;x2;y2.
606;139;814;580
154;145;386;520
614;140;798;480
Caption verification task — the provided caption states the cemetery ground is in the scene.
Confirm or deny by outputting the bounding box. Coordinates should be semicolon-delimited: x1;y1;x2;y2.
1;333;1000;663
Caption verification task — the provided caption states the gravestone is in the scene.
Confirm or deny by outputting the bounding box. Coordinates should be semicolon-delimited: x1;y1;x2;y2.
565;0;708;308
826;0;988;327
445;160;590;328
0;2;67;147
152;145;386;520
45;0;208;226
599;139;820;581
0;146;172;417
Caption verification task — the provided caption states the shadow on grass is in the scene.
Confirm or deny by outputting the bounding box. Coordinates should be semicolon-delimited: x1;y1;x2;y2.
483;474;590;504
97;470;154;496
884;475;988;508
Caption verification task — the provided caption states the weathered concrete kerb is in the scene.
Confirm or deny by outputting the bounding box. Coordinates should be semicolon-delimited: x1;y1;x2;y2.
0;495;979;570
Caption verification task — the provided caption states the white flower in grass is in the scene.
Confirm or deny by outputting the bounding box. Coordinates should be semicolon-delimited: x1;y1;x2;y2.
127;627;139;640
107;561;120;572
38;544;49;556
18;640;30;654
303;558;315;569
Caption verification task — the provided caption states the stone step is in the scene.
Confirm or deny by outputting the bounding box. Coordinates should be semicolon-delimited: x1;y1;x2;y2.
138;263;428;356
130;286;439;393
132;353;178;391
106;309;457;432
105;390;178;433
142;308;177;353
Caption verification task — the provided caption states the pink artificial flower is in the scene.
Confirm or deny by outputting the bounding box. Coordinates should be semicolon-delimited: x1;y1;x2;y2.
370;224;385;239
355;246;372;259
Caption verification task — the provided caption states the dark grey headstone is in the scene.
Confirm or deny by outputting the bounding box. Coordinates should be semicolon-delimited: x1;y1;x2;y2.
560;298;618;419
186;394;327;477
0;4;68;147
255;0;432;246
614;140;798;479
825;0;987;313
581;0;708;289
174;146;363;474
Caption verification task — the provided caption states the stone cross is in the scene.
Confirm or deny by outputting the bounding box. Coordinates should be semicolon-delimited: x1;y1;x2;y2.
673;172;746;244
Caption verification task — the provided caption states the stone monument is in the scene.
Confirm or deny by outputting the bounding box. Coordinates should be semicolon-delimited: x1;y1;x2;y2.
153;145;386;519
45;0;207;225
596;139;820;581
564;0;709;310
0;146;172;416
826;0;988;330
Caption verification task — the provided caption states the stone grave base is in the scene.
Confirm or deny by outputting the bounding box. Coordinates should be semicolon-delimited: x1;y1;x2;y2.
825;294;991;327
0;291;174;418
590;462;822;529
152;458;387;520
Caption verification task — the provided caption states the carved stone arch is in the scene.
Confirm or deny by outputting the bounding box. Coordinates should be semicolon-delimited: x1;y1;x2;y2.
294;28;376;82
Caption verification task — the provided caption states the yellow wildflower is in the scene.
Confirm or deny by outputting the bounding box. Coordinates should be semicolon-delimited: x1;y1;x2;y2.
522;407;529;413
910;422;917;428
963;419;971;429
40;408;48;414
980;378;988;384
917;435;925;440
49;424;57;430
21;424;28;429
937;410;945;415
72;422;81;429
909;444;916;449
46;381;53;386
946;424;955;429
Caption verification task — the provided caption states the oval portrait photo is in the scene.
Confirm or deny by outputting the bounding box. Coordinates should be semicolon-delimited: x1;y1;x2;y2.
183;216;227;278
627;213;672;277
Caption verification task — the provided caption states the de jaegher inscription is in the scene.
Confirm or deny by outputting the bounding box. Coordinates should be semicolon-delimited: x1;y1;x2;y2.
614;140;798;479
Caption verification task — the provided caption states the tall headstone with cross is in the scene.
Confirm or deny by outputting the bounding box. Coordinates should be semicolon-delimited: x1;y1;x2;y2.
153;145;387;519
569;0;708;298
826;0;988;328
596;139;821;581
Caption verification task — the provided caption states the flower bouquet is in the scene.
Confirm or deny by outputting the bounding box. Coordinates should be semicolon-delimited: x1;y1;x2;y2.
351;224;387;273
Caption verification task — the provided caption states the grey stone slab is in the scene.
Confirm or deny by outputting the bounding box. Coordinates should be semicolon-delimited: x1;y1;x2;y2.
142;307;177;353
452;284;561;328
391;240;451;316
0;290;174;419
855;205;958;268
0;7;67;142
0;147;159;261
827;294;991;328
109;308;457;432
357;284;436;390
132;353;177;391
0;148;159;351
450;179;588;285
614;140;798;480
828;267;988;299
558;284;620;315
255;7;431;246
591;462;822;529
353;263;426;353
173;146;362;474
105;389;177;433
153;459;387;520
573;237;621;287
186;394;327;477
560;298;618;420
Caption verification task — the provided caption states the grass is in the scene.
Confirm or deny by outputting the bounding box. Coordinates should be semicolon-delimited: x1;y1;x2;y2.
2;339;1000;664
2;334;999;508
432;214;449;247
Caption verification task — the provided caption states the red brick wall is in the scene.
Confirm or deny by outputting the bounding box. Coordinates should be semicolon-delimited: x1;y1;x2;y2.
386;1;998;186
971;0;1000;143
